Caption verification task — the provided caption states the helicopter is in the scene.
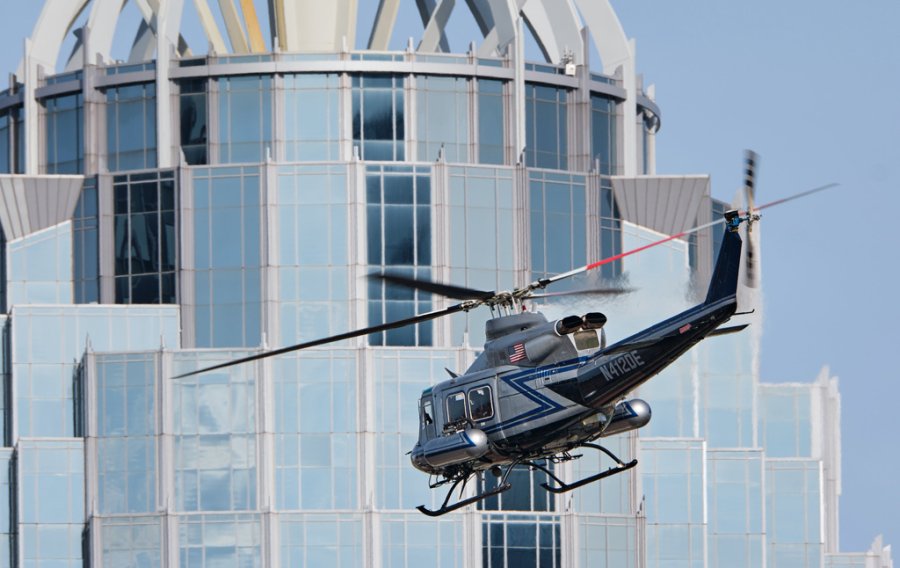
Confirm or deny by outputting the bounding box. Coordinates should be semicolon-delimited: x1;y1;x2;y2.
175;152;836;517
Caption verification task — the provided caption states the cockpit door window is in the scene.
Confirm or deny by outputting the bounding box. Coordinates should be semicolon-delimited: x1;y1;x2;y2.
421;399;434;425
420;397;436;440
468;386;494;421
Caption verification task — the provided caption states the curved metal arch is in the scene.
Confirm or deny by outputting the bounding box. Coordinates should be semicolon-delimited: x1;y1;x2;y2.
471;0;517;57
16;0;92;76
19;0;629;72
274;0;357;53
518;0;584;65
572;0;631;75
370;0;516;57
129;0;191;63
417;0;453;53
85;0;130;64
63;0;130;70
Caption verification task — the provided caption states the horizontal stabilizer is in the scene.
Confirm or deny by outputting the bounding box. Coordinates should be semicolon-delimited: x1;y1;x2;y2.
707;324;749;338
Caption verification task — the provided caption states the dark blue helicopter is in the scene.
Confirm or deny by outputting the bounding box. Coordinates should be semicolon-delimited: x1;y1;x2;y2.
392;208;749;515
176;152;836;516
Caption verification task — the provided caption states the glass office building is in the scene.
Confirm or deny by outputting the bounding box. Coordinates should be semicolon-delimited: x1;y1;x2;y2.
0;1;892;566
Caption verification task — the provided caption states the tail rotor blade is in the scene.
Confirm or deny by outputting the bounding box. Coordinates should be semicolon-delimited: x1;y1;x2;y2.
743;150;759;288
743;150;758;212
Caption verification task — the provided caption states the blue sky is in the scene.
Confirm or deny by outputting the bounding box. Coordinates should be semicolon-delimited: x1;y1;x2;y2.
1;0;897;553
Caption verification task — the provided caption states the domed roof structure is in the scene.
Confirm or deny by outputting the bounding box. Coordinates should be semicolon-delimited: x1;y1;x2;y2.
20;0;633;74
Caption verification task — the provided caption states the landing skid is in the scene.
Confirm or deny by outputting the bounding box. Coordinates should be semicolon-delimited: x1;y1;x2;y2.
416;460;521;517
538;443;637;494
417;443;638;516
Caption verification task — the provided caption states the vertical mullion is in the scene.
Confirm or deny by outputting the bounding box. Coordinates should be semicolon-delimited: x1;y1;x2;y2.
156;179;162;302
411;174;418;345
379;173;386;345
126;180;132;303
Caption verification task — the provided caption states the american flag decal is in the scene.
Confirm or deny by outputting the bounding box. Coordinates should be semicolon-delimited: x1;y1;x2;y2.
679;323;692;334
508;343;527;363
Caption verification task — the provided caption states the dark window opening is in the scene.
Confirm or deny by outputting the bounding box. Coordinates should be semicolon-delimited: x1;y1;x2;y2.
446;392;467;428
468;386;494;421
113;171;178;304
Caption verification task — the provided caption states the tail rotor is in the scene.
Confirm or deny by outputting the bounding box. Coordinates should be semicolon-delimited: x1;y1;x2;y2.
742;150;760;288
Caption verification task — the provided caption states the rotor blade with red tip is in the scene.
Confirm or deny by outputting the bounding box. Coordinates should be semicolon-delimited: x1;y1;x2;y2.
172;303;469;379
539;181;838;289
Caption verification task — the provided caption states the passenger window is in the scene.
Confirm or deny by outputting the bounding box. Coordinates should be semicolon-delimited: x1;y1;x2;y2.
446;392;467;426
468;386;494;421
574;329;600;350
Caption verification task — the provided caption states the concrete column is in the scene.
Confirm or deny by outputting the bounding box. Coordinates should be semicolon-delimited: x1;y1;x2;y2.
22;39;40;175
511;18;526;165
81;28;104;176
156;38;174;168
620;39;638;177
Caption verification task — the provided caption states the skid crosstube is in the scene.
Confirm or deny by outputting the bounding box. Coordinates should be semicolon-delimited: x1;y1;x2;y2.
539;442;637;494
416;442;638;516
416;482;512;517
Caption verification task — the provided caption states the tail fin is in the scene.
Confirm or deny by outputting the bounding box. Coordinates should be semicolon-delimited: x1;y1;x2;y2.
704;227;742;304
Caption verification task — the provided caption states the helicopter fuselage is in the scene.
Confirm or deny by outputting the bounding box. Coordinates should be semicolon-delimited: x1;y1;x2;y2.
410;291;737;477
410;223;744;481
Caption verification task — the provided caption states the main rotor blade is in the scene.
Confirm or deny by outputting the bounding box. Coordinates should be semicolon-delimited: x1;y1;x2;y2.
527;287;635;299
538;181;839;289
372;271;496;301
172;303;468;379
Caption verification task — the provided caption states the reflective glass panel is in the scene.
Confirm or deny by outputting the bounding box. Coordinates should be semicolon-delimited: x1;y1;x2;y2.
180;78;208;164
417;75;469;162
366;166;431;345
352;75;405;161
44;93;83;174
113;170;178;304
284;74;340;161
525;84;567;170
478;80;505;165
106;83;157;171
591;95;616;175
217;75;273;163
191;166;263;348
